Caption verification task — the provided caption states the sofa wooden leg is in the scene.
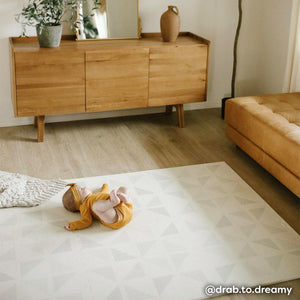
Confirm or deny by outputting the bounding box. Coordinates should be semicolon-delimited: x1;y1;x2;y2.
176;104;185;128
37;116;45;143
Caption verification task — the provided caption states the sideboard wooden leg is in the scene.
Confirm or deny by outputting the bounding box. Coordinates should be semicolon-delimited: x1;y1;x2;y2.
34;116;38;128
176;104;185;128
166;105;173;115
37;116;45;143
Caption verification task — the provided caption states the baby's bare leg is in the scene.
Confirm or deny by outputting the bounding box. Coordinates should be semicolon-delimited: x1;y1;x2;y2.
93;197;119;212
98;208;118;224
92;200;119;224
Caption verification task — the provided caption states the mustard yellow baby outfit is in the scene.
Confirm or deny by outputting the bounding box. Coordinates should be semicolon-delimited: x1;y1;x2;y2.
69;184;133;231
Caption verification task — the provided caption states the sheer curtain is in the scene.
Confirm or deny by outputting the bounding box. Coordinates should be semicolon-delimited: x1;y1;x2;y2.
285;0;300;92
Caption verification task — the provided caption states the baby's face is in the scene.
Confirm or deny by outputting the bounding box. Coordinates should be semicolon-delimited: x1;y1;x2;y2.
77;186;92;202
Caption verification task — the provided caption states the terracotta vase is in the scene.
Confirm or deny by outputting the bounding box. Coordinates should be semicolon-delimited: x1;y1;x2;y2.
160;6;180;42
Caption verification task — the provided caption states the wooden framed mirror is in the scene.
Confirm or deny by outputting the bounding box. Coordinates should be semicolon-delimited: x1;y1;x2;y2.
76;0;140;40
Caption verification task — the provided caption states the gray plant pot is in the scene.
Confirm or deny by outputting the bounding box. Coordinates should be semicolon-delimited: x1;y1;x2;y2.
36;24;62;48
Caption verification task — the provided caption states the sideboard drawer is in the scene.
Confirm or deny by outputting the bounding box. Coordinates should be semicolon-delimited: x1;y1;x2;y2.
86;48;149;112
148;45;208;106
15;51;85;116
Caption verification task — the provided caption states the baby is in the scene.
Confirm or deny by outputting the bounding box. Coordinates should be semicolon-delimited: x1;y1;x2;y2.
62;183;133;231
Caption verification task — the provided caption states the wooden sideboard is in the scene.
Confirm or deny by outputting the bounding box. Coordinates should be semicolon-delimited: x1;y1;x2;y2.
10;32;210;142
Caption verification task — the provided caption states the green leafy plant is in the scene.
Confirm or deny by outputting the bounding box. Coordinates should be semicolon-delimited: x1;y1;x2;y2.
83;16;99;39
15;0;100;36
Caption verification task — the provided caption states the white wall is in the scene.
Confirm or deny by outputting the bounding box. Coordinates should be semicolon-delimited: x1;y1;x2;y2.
0;0;293;128
236;0;293;96
258;0;294;94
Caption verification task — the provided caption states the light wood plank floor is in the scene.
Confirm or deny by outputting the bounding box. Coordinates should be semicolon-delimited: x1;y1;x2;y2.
0;108;299;299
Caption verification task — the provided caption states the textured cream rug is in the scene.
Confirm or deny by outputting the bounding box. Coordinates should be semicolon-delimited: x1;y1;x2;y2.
0;162;299;300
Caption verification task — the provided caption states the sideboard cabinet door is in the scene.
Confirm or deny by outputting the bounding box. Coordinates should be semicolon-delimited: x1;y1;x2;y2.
86;48;149;112
148;45;208;106
15;51;85;116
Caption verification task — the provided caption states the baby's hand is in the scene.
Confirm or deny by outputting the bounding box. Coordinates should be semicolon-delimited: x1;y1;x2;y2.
64;225;70;231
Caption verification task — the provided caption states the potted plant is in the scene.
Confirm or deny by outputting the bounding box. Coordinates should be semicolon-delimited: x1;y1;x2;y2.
15;0;100;48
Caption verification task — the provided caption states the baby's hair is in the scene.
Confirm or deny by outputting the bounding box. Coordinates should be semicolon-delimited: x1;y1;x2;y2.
62;187;77;212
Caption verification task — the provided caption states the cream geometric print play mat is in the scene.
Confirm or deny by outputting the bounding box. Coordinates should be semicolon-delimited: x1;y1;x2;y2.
0;162;299;300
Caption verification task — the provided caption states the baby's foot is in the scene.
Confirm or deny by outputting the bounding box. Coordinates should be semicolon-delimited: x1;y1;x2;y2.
117;187;131;203
117;193;129;203
109;189;121;207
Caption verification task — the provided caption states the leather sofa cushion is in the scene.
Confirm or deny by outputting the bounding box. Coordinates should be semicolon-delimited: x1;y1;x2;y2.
225;93;300;178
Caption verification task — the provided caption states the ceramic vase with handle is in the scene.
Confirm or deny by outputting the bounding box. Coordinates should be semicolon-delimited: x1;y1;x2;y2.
160;6;180;42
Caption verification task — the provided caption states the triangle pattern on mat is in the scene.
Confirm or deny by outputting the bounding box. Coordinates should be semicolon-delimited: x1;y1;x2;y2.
150;206;170;217
21;259;44;277
126;263;145;279
239;243;257;258
93;266;116;281
107;287;123;300
78;237;100;249
171;253;187;270
198;176;210;186
184;269;208;282
147;196;163;207
111;249;136;262
137;240;156;256
265;255;283;271
145;255;171;272
216;264;235;282
53;273;73;292
52;239;72;254
216;215;232;228
207;164;220;172
263;224;287;234
161;223;179;236
233;183;253;195
253;239;279;250
111;231;132;245
134;187;154;196
205;233;222;246
249;207;265;220
230;210;254;222
153;275;173;294
239;225;255;237
235;196;255;205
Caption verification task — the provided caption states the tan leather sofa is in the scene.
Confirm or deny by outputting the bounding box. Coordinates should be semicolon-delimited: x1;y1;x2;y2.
225;92;300;198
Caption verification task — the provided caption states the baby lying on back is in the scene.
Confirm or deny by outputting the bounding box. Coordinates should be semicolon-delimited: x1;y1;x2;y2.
62;183;133;231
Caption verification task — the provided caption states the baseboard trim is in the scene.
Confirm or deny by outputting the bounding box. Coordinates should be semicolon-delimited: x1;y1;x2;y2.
0;101;220;128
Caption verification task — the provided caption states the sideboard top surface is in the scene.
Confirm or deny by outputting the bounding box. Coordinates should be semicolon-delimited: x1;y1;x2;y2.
10;32;210;53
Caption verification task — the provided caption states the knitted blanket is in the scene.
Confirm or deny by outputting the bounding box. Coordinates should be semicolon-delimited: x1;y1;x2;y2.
0;171;66;208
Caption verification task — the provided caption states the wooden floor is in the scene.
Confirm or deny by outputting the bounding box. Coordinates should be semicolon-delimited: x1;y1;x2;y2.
0;108;299;299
